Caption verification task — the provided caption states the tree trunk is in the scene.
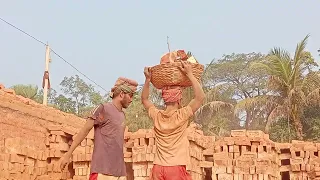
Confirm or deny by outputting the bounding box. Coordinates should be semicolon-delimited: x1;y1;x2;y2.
264;107;278;133
245;110;252;129
264;114;272;133
292;106;303;140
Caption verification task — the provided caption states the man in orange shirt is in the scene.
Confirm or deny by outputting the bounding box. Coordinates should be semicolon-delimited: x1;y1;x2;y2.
141;61;205;180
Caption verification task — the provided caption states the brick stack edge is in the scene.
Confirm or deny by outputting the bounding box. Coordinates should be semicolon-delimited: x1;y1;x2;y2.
1;84;320;180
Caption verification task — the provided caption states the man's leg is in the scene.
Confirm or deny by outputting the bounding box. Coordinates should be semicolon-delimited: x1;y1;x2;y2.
150;164;165;180
162;165;191;180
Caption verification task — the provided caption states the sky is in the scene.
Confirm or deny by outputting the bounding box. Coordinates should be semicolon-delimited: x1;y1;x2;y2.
1;1;320;95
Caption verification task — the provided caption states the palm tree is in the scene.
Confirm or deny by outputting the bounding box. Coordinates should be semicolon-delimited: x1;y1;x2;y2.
235;34;320;140
11;84;39;100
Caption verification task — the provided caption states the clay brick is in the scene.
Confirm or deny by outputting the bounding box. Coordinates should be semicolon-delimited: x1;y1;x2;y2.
131;132;146;139
62;126;77;136
145;131;154;138
231;129;247;137
139;138;147;146
55;135;69;143
48;125;63;131
133;138;140;147
214;159;232;166
148;137;155;146
10;153;24;163
51;130;69;137
213;152;229;159
124;139;134;148
3;88;16;95
291;164;301;171
212;166;227;174
86;138;94;146
0;153;10;162
246;130;264;138
132;145;147;155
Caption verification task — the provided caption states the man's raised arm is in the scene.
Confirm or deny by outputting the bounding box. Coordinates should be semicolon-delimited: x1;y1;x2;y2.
141;67;154;111
182;62;205;113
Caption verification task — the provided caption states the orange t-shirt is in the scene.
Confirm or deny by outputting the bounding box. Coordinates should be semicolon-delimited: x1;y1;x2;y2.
148;105;194;166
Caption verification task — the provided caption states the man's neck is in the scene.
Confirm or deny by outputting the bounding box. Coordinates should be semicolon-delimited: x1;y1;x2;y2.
112;99;123;112
165;103;179;112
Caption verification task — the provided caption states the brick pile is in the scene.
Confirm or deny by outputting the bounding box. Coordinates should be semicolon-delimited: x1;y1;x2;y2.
46;125;74;180
123;129;156;180
187;126;215;180
0;137;47;180
71;128;94;180
3;83;320;180
0;84;86;180
276;140;320;180
200;129;279;180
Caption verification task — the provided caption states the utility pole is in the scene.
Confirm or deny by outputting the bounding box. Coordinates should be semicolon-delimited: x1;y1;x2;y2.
42;44;51;105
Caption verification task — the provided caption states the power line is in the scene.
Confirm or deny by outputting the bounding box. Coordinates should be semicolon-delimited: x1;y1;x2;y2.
0;17;47;46
50;49;108;92
0;17;108;93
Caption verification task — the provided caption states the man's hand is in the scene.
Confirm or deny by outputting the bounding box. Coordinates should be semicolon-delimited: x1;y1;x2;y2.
179;61;193;76
60;152;71;171
144;67;151;80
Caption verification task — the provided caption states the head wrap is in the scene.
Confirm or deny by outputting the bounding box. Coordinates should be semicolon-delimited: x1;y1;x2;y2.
161;86;183;103
110;77;138;98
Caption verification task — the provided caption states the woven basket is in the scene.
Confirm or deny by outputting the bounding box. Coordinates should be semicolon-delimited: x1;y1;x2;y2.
150;61;204;89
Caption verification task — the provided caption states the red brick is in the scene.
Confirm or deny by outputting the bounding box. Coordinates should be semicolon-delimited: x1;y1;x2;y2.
3;88;16;95
231;129;247;137
9;153;24;163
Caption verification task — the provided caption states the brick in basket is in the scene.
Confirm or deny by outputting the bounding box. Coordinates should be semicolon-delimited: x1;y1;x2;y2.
150;61;204;89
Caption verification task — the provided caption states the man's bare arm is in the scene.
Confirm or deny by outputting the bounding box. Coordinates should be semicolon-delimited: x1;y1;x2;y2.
60;119;94;169
187;71;205;113
141;78;154;110
68;120;93;155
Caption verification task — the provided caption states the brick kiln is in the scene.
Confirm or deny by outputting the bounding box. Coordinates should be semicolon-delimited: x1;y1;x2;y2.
1;84;320;180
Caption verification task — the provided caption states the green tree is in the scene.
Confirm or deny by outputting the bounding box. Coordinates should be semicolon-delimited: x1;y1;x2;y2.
204;53;268;129
59;75;107;116
52;94;77;113
36;88;58;104
11;84;39;100
125;90;154;131
177;56;236;135
244;34;320;140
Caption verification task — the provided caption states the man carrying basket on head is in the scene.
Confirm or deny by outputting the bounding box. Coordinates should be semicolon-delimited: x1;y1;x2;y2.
141;52;205;180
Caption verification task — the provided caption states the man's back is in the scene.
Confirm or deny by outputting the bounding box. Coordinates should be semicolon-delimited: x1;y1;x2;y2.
148;105;193;166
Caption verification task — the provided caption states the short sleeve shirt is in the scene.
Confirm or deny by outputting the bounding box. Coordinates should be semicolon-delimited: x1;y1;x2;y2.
148;105;194;166
89;102;127;176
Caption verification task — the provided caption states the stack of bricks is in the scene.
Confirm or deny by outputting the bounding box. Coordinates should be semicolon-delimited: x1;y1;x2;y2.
276;140;320;180
123;129;155;180
71;126;94;180
200;129;279;180
45;125;78;180
187;127;215;180
0;137;47;180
